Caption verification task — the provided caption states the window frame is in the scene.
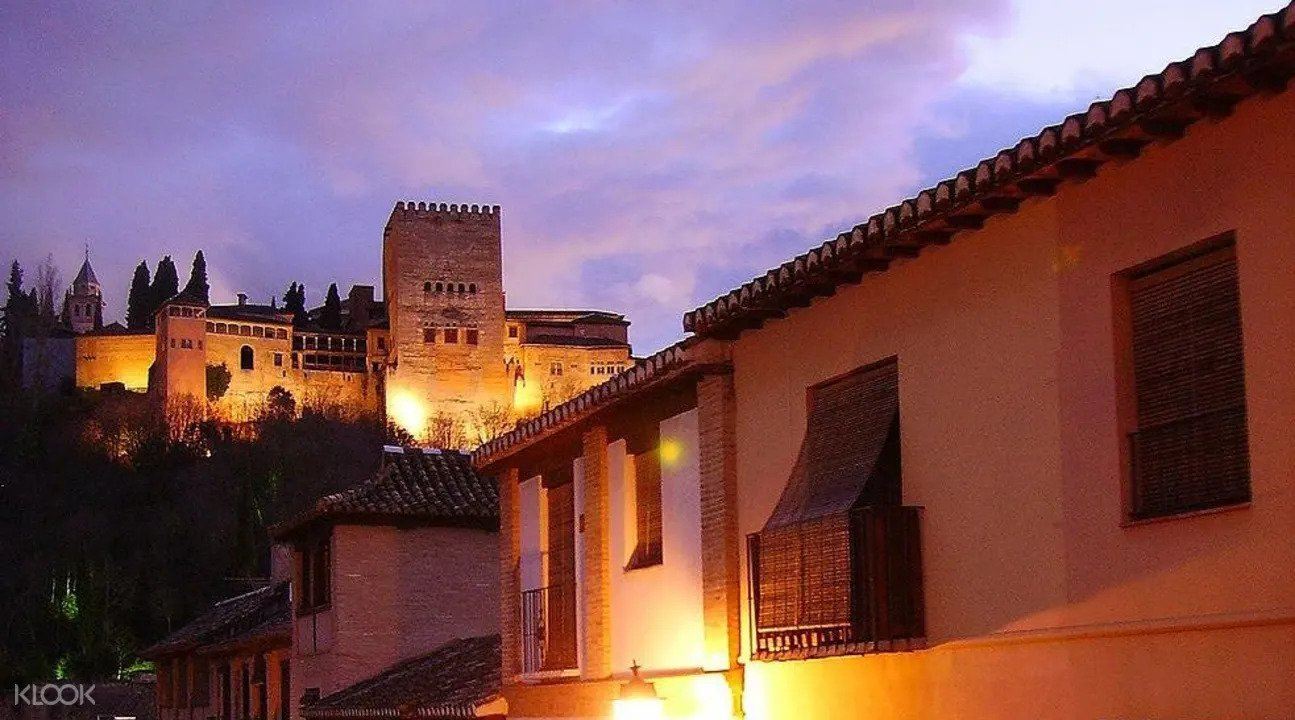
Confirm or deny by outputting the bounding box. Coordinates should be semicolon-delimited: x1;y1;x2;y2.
1114;234;1251;524
297;534;331;614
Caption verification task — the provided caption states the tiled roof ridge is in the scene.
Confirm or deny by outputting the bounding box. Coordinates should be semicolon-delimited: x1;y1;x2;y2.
273;447;498;538
472;337;697;464
683;4;1295;338
141;581;290;658
210;581;276;607
302;634;501;719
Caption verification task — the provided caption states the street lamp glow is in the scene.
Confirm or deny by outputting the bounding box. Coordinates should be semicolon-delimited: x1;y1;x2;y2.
612;663;664;720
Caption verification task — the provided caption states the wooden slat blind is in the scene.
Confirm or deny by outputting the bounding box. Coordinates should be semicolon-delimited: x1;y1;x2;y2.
1129;244;1250;519
755;513;852;631
765;358;899;529
628;426;664;568
543;480;578;670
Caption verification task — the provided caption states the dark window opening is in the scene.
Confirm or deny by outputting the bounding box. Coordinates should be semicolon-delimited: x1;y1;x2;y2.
444;328;459;343
1126;241;1249;520
298;536;331;613
625;426;663;570
240;345;254;370
423;327;436;343
465;328;479;345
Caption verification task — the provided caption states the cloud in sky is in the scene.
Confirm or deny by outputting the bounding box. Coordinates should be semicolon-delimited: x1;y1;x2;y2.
0;0;1271;352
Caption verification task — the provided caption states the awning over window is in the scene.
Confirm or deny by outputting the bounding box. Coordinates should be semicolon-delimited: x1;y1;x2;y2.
763;358;899;530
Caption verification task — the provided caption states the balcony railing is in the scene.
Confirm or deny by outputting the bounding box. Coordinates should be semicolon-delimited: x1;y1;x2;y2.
519;582;578;674
748;505;924;659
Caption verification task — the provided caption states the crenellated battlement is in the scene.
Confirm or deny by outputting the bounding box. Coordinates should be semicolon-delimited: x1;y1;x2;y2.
390;201;501;220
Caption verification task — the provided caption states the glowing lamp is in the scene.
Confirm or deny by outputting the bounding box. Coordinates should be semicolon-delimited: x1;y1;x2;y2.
612;663;664;720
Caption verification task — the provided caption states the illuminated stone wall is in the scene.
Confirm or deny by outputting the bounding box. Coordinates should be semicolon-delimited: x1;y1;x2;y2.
511;343;631;417
74;332;154;391
382;202;510;440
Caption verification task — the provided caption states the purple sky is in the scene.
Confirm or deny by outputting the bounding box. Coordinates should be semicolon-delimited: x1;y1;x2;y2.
1;1;1277;353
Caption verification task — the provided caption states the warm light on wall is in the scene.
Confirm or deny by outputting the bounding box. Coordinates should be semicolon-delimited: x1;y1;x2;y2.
388;389;428;440
659;436;684;468
613;664;665;720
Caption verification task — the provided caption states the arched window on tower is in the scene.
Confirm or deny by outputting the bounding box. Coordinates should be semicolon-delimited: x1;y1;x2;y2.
240;345;254;370
435;282;444;292
469;283;477;293
423;281;432;292
457;283;466;293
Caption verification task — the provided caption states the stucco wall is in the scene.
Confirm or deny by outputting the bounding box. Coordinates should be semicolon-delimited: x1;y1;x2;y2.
729;84;1295;719
607;409;706;675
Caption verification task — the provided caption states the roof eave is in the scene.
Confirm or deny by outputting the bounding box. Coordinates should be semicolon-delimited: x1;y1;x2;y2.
683;7;1295;340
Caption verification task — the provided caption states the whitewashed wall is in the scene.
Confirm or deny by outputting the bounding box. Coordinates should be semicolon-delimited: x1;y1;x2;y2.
608;408;705;674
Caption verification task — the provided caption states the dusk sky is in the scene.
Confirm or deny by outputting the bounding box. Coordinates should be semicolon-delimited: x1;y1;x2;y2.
2;1;1277;353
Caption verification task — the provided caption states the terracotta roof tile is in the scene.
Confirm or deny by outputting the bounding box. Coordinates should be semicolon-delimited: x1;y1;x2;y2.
273;448;499;538
301;635;501;720
140;582;290;658
683;3;1295;339
473;339;699;465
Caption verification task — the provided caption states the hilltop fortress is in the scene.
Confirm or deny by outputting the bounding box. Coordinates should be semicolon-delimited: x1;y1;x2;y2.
30;202;632;442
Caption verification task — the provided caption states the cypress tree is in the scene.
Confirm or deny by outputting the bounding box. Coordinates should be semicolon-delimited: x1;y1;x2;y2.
2;261;29;380
126;261;151;329
150;256;179;318
321;283;342;329
181;250;209;304
283;282;308;327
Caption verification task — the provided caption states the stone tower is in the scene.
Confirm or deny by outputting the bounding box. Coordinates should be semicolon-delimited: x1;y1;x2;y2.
65;249;103;334
382;201;508;441
153;291;209;406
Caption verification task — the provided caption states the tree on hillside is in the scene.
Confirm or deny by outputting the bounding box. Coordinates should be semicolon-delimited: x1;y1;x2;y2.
206;363;231;402
182;251;208;304
149;256;179;318
321;283;342;329
126;262;151;329
2;261;35;384
264;386;295;421
34;255;61;329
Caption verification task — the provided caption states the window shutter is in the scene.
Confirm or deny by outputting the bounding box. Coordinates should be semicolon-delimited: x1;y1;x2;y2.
1129;244;1249;519
765;358;899;529
543;480;578;670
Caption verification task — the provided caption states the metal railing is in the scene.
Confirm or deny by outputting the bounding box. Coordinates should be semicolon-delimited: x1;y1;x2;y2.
519;582;578;674
748;505;924;658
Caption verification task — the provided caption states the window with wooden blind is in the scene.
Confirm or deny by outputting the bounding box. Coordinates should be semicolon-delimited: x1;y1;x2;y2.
1126;242;1250;520
542;477;578;671
626;425;664;570
298;536;331;613
748;358;923;658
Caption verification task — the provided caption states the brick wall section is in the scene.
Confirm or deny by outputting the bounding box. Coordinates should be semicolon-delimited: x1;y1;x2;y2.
294;525;498;702
580;425;613;679
697;371;740;669
498;466;522;679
